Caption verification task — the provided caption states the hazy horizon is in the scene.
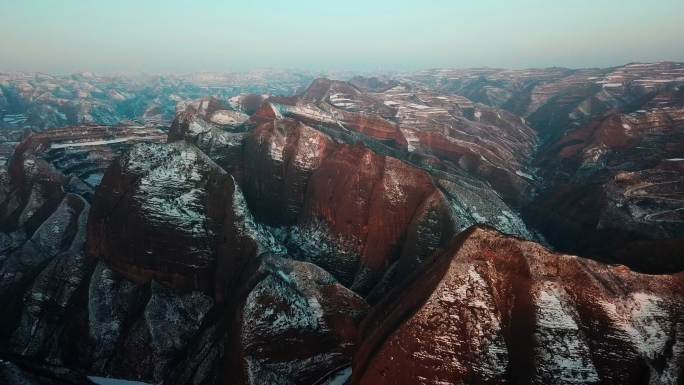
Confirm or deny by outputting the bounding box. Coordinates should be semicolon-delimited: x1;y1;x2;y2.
2;0;683;74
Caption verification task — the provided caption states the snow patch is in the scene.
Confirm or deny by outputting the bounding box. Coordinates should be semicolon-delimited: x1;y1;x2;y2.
399;128;420;152
209;109;249;125
382;165;407;205
624;292;672;359
515;170;534;180
49;138;137;149
533;282;599;383
89;377;151;385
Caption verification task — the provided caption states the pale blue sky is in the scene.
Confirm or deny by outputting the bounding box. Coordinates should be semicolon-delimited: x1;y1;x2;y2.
1;0;683;73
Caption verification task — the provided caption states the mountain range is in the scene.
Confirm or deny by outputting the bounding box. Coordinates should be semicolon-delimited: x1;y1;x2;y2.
0;62;682;385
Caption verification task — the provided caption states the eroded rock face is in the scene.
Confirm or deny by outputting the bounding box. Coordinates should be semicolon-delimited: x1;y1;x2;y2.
0;193;87;295
2;151;66;234
2;195;216;384
271;78;538;206
295;144;454;294
243;118;335;224
0;126;165;346
238;85;537;297
0;126;166;241
87;141;248;294
2;131;370;385
168;97;250;178
235;256;368;385
243;79;536;252
6;194;90;361
239;113;461;296
352;226;684;385
2;137;241;384
78;262;214;383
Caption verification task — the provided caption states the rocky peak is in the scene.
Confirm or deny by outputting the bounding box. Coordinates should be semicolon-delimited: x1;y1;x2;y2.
352;226;684;385
87;141;256;296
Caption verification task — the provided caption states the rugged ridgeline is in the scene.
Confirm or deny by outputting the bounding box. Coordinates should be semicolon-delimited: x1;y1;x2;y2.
403;62;683;142
0;127;166;360
407;62;684;272
352;227;684;385
0;71;682;385
0;70;313;136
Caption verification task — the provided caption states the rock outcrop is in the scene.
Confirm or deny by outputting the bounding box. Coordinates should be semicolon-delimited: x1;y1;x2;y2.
294;144;454;294
234;256;368;385
86;141;277;297
0;126;164;346
238;80;537;296
3;135;370;385
242;118;335;224
241;117;458;296
168;97;251;179
269;79;538;206
352;226;684;385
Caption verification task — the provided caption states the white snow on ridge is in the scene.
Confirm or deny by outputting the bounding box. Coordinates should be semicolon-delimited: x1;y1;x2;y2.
600;83;623;88
50;137;135;149
89;376;151;385
634;79;676;83
318;367;352;385
515;170;534;180
382;162;407;205
625;292;672;359
535;284;578;330
399;127;420;152
209;109;249;125
533;283;600;383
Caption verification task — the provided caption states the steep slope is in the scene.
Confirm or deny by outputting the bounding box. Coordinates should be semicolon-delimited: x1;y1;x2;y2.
167;97;251;180
242;118;336;224
87;141;237;293
2;134;370;385
268;78;538;207
238;80;537;296
0;126;165;345
352;226;684;385
241;117;458;296
233;256;368;385
528;88;684;272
